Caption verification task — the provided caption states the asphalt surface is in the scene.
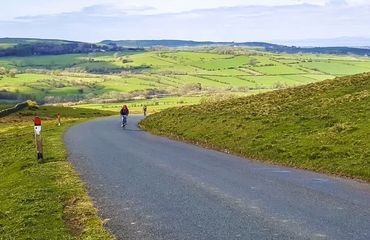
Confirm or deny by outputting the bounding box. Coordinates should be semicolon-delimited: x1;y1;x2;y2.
65;116;370;240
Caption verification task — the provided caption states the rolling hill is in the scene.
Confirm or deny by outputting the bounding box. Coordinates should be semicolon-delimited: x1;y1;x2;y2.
0;38;137;57
1;47;370;105
1;38;370;57
140;72;370;181
102;39;370;55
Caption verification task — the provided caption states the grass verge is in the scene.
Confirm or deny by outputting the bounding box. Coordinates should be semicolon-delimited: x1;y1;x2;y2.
140;73;370;182
0;106;115;239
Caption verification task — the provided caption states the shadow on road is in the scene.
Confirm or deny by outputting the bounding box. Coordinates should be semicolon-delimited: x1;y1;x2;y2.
123;128;144;132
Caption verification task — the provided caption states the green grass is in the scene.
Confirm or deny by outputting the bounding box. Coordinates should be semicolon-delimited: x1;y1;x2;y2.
98;76;167;93
173;75;228;87
298;61;370;75
76;96;205;114
0;43;15;49
140;73;370;182
193;56;252;70
0;54;87;69
75;92;265;114
252;64;306;75
0;106;115;239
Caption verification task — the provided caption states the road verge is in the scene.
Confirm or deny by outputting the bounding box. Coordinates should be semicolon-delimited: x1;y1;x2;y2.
0;106;115;239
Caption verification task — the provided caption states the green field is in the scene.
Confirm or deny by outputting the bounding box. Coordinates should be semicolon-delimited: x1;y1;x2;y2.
74;92;265;114
0;106;114;239
76;96;203;114
140;73;370;182
0;43;16;49
1;49;370;108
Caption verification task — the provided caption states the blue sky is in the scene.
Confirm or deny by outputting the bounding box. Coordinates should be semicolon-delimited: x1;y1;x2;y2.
1;0;370;44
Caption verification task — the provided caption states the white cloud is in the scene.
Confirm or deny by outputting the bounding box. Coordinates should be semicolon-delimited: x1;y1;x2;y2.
0;1;370;43
4;0;370;20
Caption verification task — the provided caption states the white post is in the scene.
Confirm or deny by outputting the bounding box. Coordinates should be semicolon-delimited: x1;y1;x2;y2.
34;117;43;160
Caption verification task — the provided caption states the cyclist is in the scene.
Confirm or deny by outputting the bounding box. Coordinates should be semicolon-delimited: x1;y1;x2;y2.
120;105;129;127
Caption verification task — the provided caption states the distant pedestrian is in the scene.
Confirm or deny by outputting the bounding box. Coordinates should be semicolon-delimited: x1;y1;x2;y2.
57;113;61;126
143;105;147;116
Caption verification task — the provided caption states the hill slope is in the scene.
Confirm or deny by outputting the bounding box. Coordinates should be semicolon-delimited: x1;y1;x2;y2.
140;73;370;181
0;38;132;57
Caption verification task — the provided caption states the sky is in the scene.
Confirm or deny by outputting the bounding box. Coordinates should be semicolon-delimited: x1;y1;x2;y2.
1;0;370;45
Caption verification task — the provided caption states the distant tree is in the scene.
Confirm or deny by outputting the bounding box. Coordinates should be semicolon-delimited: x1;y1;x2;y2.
273;82;288;89
249;59;258;66
8;68;17;78
114;52;121;58
0;67;7;75
52;70;62;76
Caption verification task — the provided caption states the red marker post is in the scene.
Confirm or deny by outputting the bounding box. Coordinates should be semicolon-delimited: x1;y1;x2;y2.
34;117;43;160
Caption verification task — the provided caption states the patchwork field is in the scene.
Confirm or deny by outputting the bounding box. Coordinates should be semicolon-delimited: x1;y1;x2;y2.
1;48;370;107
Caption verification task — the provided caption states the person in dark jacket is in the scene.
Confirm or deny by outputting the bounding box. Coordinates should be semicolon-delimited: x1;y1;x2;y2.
120;105;129;127
143;105;147;116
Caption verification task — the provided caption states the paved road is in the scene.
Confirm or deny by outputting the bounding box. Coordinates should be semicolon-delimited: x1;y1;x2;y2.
65;116;370;240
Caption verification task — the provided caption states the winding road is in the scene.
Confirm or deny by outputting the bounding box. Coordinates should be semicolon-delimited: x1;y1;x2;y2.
64;116;370;240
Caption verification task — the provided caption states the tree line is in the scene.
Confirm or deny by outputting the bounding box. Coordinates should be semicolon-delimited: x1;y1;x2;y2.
0;42;142;57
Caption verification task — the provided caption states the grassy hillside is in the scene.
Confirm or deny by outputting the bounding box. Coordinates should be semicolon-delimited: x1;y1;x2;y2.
140;73;370;181
0;106;114;239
